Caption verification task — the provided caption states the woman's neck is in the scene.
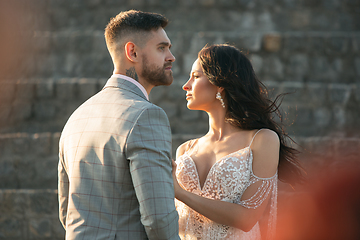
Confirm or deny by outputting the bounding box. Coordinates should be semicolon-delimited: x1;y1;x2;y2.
207;110;238;141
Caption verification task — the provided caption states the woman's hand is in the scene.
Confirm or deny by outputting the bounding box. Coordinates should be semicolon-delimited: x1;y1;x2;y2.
172;159;183;199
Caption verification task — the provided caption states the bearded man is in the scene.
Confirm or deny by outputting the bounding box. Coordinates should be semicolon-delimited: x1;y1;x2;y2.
58;10;179;240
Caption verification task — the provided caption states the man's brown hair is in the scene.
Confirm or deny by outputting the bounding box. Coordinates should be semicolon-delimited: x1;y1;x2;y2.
104;10;168;48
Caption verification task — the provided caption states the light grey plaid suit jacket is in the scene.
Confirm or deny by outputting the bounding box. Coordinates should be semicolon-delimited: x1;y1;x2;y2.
58;76;180;240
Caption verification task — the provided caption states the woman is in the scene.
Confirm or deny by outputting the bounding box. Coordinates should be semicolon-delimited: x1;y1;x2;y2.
173;44;304;240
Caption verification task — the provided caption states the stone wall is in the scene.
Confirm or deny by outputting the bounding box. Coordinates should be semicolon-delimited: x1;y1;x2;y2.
0;0;359;239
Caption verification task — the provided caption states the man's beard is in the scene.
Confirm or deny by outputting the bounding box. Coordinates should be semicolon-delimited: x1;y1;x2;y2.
141;55;173;86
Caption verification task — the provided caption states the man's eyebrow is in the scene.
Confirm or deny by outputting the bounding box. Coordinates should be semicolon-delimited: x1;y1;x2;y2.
157;41;172;48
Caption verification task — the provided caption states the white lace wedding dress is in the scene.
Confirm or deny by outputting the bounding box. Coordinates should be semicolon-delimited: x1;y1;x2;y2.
175;130;277;240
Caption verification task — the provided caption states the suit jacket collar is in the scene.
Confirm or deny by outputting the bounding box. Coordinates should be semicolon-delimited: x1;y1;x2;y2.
103;76;149;101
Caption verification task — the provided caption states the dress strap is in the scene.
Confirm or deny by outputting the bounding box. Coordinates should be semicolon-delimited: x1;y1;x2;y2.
248;129;263;148
185;139;198;153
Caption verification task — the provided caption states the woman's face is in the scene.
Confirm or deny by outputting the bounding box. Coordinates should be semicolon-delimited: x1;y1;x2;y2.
182;59;219;111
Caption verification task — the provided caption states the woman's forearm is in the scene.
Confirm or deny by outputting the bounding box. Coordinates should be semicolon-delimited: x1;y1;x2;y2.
176;188;263;232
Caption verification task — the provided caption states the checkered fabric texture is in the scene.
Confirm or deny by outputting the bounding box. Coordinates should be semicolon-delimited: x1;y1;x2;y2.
58;77;180;240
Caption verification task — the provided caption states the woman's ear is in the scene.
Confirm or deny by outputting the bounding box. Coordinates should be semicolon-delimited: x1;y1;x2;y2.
125;42;138;62
218;87;225;93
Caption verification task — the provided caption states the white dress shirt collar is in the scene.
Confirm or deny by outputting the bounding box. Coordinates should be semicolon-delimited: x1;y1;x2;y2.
112;74;149;101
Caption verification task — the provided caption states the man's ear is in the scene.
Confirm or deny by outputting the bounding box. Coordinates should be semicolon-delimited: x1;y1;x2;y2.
125;42;138;62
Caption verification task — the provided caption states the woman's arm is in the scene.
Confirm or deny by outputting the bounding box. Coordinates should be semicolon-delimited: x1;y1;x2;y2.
172;129;279;232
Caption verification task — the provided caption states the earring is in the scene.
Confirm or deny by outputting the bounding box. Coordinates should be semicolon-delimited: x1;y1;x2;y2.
216;92;225;108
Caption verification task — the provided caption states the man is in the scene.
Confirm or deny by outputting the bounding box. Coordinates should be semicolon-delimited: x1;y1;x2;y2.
58;10;179;239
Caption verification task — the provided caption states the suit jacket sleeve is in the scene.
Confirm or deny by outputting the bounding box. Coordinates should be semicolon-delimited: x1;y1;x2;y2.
58;150;69;230
126;105;180;240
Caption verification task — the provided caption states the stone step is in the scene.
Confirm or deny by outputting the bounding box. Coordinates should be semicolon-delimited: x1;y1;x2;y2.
0;189;64;240
1;78;359;136
6;30;360;80
6;0;359;33
0;132;60;189
0;132;359;189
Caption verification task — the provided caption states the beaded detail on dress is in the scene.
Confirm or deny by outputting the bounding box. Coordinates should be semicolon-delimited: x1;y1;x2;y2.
175;130;278;240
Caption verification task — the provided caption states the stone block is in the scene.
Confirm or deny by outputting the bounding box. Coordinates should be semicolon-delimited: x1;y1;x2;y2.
263;34;282;52
258;12;275;31
97;78;108;90
282;35;308;53
355;58;360;76
263;55;284;79
308;36;326;55
15;81;35;100
149;85;168;104
0;190;29;215
0;105;11;125
0;189;64;239
171;116;207;135
0;81;16;103
51;217;65;239
29;133;53;157
34;101;56;120
326;37;349;55
52;132;61;155
128;0;145;7
32;32;52;53
28;190;58;215
321;0;341;9
0;134;16;157
10;101;32;121
286;54;309;80
55;78;77;100
225;34;262;52
180;104;199;121
78;78;98;101
328;84;351;105
158;102;178;119
352;36;360;52
313;107;331;127
12;133;31;154
293;105;313;125
63;53;82;76
290;11;310;29
281;82;306;103
200;0;215;7
167;79;187;101
36;79;55;98
332;105;346;128
311;12;332;30
305;83;327;106
0;159;17;188
249;54;263;74
310;56;333;81
218;0;236;6
263;80;281;99
0;218;24;239
29;219;51;238
183;53;199;76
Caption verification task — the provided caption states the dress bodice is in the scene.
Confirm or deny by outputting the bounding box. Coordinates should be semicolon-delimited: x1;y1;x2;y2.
175;132;278;240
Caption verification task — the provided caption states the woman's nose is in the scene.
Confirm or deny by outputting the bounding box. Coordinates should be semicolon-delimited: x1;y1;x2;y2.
182;80;191;91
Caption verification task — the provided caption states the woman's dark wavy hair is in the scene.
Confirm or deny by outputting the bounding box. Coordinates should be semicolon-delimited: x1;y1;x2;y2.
198;44;305;185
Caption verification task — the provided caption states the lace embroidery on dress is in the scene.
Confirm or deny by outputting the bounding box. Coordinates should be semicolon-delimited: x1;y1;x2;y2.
175;129;278;240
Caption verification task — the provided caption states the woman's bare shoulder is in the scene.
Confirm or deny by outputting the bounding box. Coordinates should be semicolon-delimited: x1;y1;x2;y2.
176;139;198;159
251;129;280;178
